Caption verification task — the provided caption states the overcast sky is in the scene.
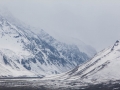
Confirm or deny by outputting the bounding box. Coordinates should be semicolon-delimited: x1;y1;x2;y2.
1;0;120;51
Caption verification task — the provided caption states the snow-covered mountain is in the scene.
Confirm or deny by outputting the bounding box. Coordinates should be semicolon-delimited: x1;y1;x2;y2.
0;11;96;77
40;40;120;90
56;40;120;84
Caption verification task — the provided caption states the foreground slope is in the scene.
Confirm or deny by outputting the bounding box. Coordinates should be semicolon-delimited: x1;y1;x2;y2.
66;40;120;83
38;40;120;90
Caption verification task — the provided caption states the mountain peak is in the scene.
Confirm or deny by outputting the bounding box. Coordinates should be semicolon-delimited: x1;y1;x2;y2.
114;40;119;46
111;40;120;51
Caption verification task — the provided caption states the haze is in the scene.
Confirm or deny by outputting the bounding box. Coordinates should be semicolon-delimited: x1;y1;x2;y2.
1;0;120;51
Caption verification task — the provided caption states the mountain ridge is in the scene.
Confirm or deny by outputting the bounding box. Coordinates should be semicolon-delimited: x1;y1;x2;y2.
46;40;120;83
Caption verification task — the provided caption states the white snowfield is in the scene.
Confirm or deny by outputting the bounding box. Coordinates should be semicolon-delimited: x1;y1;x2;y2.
0;49;35;77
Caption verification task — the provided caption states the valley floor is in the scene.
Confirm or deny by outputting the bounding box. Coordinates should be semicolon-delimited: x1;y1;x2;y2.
0;78;120;90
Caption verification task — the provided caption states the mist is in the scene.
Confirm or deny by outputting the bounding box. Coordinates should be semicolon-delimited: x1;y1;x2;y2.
1;0;120;51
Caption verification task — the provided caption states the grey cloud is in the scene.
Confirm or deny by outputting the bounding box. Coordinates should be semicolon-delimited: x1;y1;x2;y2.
0;0;120;51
